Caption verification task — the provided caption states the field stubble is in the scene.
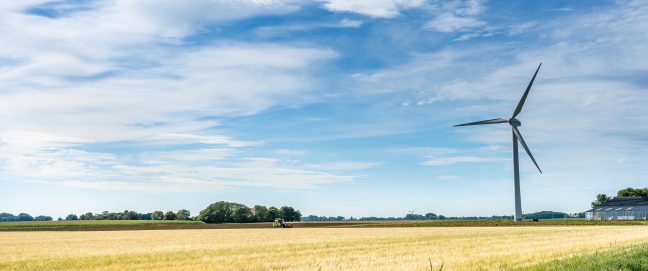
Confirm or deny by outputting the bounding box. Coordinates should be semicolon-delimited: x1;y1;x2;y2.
2;226;648;270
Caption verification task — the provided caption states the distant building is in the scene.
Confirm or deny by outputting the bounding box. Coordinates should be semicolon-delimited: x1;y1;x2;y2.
586;197;648;220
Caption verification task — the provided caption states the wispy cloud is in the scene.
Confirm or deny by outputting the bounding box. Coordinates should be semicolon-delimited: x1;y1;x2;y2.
321;0;424;18
551;7;574;12
305;161;381;171
0;139;357;192
424;13;486;33
276;149;309;157
255;19;363;37
422;156;499;166
0;1;349;193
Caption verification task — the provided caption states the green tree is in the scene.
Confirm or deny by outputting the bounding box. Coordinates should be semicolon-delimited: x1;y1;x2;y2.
65;214;79;220
252;205;268;222
34;215;53;221
96;211;109;220
164;211;177;220
0;213;17;222
80;212;94;220
176;209;191;220
523;211;568;220
404;213;425;220
425;213;438;220
233;206;253;223
617;187;648;197
266;206;280;221
591;194;611;208
125;210;140;220
197;201;252;223
18;213;33;221
279;206;301;222
151;211;164;220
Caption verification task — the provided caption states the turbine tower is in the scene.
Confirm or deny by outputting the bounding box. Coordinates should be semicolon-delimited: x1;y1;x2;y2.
454;63;543;222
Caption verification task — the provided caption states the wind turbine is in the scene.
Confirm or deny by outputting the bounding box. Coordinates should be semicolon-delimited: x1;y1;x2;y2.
453;63;543;222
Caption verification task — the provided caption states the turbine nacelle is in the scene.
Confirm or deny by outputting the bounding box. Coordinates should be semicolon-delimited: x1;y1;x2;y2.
508;118;521;127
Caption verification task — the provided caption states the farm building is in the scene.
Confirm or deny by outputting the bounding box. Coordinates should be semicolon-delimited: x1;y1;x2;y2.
586;197;648;220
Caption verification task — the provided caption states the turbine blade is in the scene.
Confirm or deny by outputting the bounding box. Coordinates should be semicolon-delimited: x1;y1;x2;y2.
512;126;542;173
512;63;542;118
453;118;508;127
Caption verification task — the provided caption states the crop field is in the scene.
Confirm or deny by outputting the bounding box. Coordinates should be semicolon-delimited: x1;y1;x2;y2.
2;226;648;270
2;219;646;232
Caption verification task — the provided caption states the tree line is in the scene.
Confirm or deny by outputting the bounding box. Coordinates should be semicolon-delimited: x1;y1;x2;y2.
304;212;446;221
304;211;583;222
591;187;648;208
77;210;192;221
197;201;301;223
0;213;52;222
1;201;302;224
0;210;192;222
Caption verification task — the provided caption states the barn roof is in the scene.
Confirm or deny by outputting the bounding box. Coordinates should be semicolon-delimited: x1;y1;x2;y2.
586;205;648;212
603;197;648;206
586;197;648;212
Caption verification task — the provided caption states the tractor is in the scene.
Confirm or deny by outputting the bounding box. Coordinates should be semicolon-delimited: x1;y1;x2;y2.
272;218;293;228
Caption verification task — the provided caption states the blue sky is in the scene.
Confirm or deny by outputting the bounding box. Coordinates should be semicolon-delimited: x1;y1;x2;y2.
1;0;647;218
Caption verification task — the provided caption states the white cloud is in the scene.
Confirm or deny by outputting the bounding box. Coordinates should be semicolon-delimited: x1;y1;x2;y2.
375;1;648;211
339;18;364;27
255;18;363;36
422;156;499;166
142;148;234;163
351;49;464;94
276;149;309;157
508;22;537;35
0;131;86;150
321;0;424;18
149;133;261;148
0;133;118;179
454;0;486;16
0;1;304;78
0;1;336;145
0;1;351;192
306;161;381;171
551;7;574;12
0;1;50;13
0;138;356;191
424;13;485;33
0;44;336;142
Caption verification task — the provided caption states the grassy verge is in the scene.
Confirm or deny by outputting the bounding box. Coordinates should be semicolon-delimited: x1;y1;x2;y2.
0;220;204;231
513;244;648;271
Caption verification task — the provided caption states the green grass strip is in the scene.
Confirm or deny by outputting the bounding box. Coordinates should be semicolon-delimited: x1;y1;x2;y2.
513;244;648;271
0;220;203;231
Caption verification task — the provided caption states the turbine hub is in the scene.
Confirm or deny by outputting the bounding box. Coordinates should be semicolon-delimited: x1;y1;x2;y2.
509;118;521;126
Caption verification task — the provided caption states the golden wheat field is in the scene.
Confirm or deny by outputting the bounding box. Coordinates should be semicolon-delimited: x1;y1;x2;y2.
2;226;648;270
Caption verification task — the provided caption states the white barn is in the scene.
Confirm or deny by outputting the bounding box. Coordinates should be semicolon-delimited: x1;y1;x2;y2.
586;197;648;220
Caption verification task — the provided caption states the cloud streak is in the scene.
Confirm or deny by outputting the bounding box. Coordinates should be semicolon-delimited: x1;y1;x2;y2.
0;1;350;193
321;0;424;18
